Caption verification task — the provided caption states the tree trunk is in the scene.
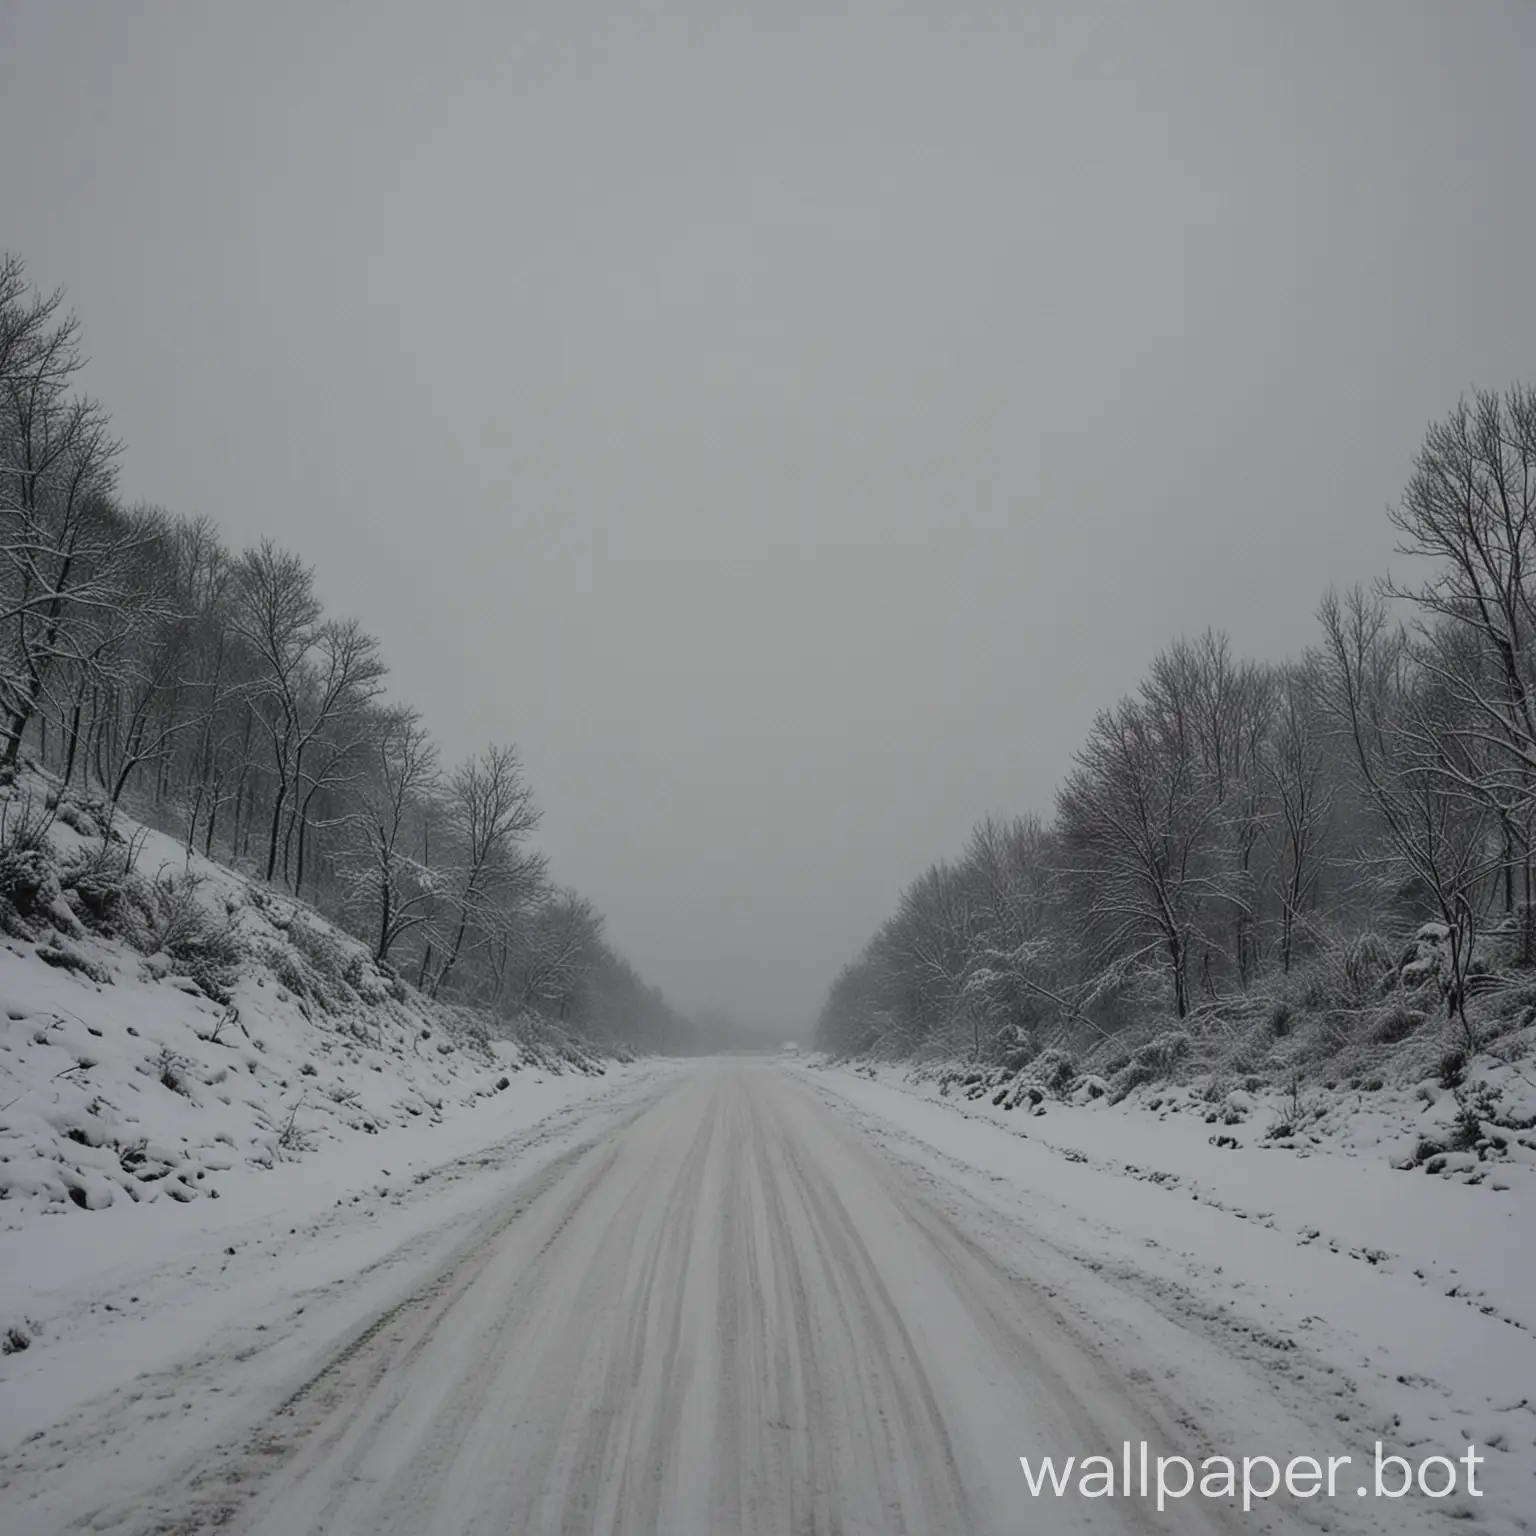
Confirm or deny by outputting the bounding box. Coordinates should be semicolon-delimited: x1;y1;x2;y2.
375;842;393;963
63;696;86;788
265;777;288;882
1169;934;1188;1018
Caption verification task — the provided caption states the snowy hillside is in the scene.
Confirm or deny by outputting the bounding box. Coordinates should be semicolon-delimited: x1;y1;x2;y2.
879;1015;1536;1190
796;1059;1536;1534
0;771;613;1227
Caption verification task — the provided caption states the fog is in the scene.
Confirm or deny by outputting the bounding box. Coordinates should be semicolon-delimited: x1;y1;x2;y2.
2;0;1532;1036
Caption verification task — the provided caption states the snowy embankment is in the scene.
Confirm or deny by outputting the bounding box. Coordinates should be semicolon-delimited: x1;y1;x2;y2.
0;772;660;1432
0;1062;674;1457
797;1057;1536;1532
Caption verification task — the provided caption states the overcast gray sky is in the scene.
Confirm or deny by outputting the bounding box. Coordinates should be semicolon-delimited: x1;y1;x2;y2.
1;1;1532;1033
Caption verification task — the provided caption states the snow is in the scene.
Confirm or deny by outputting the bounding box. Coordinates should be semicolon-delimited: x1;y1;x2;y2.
797;1057;1536;1535
4;1055;1534;1533
5;775;1534;1536
0;776;618;1222
0;772;656;1444
0;1060;674;1450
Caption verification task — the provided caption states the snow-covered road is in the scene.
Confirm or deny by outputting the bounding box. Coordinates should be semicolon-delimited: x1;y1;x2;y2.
2;1060;1496;1534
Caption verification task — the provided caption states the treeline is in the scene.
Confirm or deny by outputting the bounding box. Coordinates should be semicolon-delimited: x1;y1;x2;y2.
0;253;692;1052
819;385;1536;1061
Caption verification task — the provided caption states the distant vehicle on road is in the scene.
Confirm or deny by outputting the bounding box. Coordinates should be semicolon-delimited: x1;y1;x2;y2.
781;1040;799;1055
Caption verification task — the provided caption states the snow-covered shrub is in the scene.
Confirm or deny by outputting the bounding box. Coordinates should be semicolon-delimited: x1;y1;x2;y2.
0;804;60;922
340;946;390;1004
1373;1001;1427;1044
1448;1095;1485;1153
47;795;101;839
147;871;243;1003
270;947;308;998
1110;1030;1190;1101
1397;923;1458;994
1031;1046;1078;1095
996;1032;1035;1073
998;1079;1045;1111
1481;976;1536;1029
59;841;147;941
36;940;112;984
375;960;410;1003
1439;1048;1467;1088
1294;932;1397;1012
1344;932;1398;1000
284;917;352;1010
152;1045;193;1096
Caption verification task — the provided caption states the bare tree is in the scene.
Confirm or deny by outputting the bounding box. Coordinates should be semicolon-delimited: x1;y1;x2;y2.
281;620;388;896
0;260;151;764
1385;386;1536;949
342;708;442;963
429;744;544;998
508;888;604;1016
1387;387;1536;774
1317;587;1494;1037
953;813;1063;1050
1139;632;1276;989
1057;673;1227;1019
166;518;243;857
230;540;320;875
875;861;980;1055
232;545;385;885
0;254;78;399
1262;658;1334;971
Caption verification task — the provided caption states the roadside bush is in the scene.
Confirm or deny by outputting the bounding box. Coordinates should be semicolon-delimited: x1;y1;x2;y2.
59;842;146;940
152;1045;192;1096
996;1033;1035;1073
0;807;59;919
1449;1083;1505;1154
1344;932;1397;1001
270;946;309;996
1438;1048;1467;1089
1398;923;1460;994
284;918;351;1010
1031;1046;1078;1095
1110;1031;1190;1101
1373;1002;1426;1044
36;941;112;984
1294;932;1397;1012
341;947;391;1004
286;916;347;981
148;870;243;1003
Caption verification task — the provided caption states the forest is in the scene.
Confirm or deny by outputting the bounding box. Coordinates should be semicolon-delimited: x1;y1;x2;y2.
0;252;691;1053
818;383;1536;1070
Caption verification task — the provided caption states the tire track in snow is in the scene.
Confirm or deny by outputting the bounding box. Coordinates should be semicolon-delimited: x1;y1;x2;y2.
28;1062;1415;1535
